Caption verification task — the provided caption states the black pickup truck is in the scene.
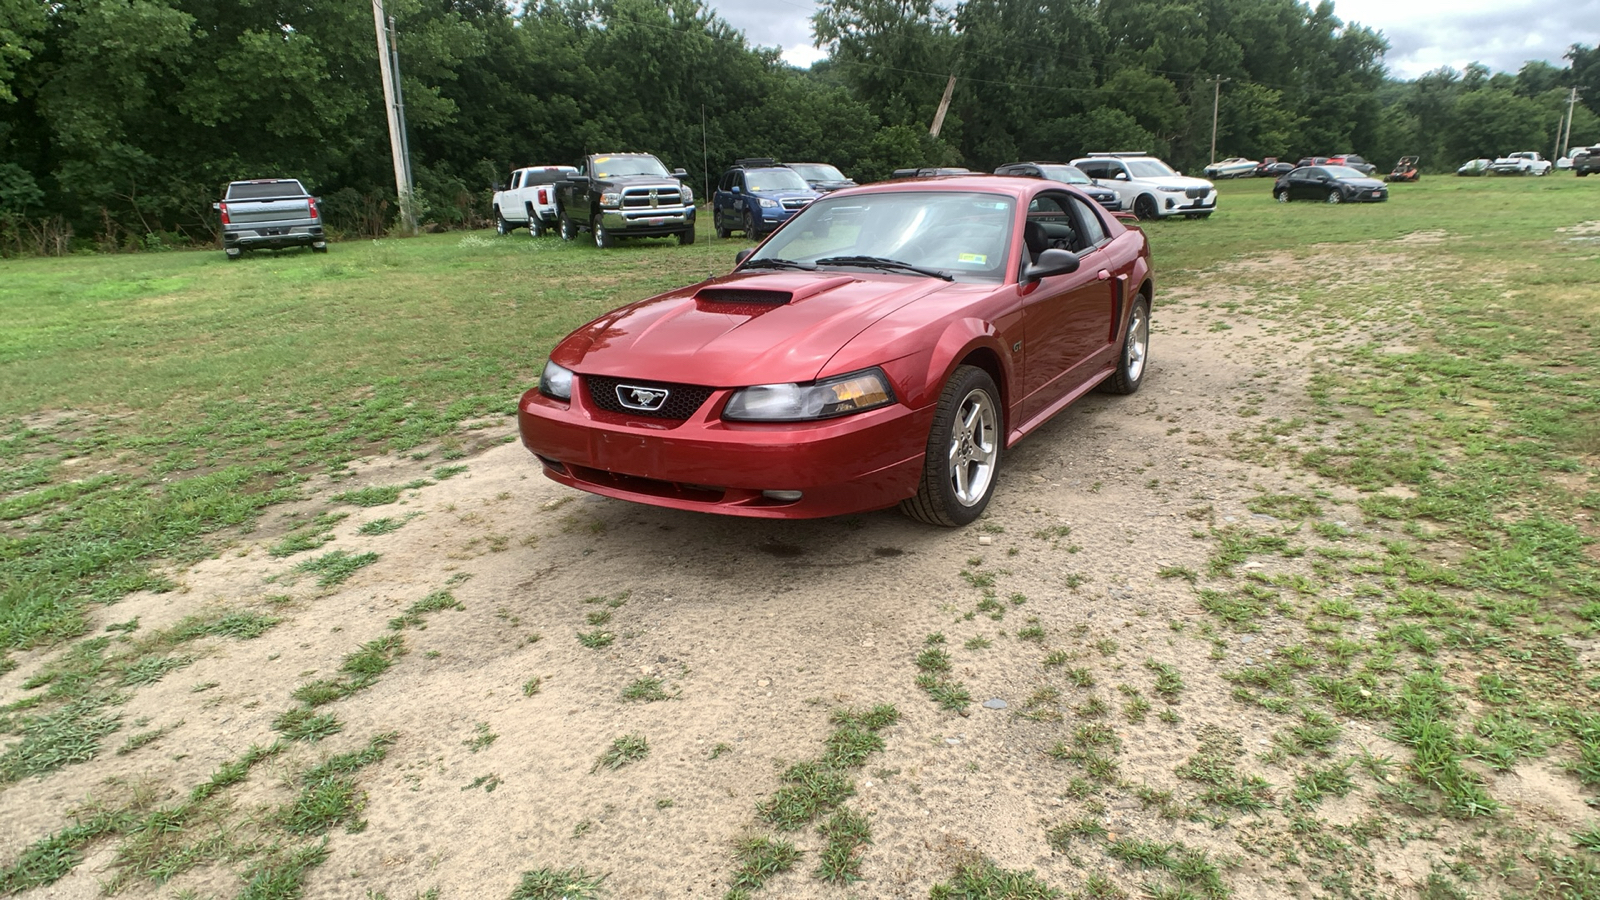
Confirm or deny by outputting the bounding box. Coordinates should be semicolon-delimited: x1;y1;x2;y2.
554;153;696;247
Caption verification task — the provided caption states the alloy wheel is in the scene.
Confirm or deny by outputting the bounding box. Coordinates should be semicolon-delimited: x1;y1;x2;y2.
947;389;999;507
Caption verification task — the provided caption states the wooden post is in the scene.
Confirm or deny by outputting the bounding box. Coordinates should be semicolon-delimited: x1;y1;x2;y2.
930;73;957;138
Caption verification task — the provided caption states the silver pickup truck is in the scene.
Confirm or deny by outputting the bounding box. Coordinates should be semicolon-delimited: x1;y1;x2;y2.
215;179;327;260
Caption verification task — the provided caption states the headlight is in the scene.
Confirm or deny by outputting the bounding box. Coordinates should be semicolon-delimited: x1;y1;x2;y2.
599;191;621;208
679;185;693;203
1158;185;1187;193
539;360;574;400
758;198;778;208
723;368;895;422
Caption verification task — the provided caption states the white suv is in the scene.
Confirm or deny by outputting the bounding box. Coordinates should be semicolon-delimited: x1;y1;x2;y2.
1070;153;1218;220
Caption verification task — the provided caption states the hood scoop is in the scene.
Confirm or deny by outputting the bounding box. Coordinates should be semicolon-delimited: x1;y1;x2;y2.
696;287;794;305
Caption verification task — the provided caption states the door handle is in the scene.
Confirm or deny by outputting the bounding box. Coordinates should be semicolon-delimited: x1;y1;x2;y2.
1096;269;1111;281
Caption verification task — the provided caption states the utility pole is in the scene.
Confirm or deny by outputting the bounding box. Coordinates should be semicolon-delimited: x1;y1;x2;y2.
1562;87;1579;158
929;72;957;138
1209;76;1230;164
373;0;416;234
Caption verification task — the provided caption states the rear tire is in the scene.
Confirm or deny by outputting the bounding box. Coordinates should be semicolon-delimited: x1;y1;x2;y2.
1274;190;1289;203
901;366;1003;527
1098;295;1150;395
527;205;544;237
715;214;730;239
495;209;510;235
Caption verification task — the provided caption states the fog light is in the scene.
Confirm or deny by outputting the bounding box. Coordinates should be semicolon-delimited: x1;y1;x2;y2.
762;490;803;502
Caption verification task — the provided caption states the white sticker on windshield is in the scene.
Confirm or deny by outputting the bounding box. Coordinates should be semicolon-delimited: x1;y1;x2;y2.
957;253;988;265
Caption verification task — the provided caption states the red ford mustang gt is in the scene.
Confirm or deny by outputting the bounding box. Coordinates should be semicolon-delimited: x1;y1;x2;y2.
518;176;1154;525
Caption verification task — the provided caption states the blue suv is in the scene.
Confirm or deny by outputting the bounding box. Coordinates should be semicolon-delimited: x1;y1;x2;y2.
712;159;820;240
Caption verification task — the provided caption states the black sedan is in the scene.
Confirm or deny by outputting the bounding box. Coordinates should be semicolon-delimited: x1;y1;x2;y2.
1273;165;1388;204
994;162;1123;212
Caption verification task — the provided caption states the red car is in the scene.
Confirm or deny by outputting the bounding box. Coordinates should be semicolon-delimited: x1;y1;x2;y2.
518;176;1154;525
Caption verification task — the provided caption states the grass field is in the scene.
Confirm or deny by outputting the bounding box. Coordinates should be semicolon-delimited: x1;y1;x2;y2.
3;175;1595;653
3;172;1600;897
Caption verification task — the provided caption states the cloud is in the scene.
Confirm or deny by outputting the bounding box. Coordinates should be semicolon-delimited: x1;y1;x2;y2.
711;0;827;67
1365;0;1600;78
709;0;1592;78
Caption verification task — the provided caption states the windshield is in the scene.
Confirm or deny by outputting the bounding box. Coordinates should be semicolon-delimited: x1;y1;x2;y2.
789;164;847;182
1322;166;1366;179
1036;165;1090;185
591;156;669;178
1125;159;1178;178
748;190;1015;284
746;169;810;192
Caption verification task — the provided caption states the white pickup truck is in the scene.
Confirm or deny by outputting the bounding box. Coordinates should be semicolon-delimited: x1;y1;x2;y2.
1489;151;1552;176
492;165;577;236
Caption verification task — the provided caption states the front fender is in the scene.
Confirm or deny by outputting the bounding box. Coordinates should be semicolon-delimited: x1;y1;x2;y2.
915;318;1014;412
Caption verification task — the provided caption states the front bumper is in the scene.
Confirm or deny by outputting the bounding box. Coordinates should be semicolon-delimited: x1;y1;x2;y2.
518;381;929;519
600;206;695;236
1156;191;1217;216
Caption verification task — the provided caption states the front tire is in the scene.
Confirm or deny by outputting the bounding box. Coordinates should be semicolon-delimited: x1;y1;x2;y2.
901;366;1002;527
678;224;696;245
558;213;576;241
1326;190;1342;204
743;210;761;240
1134;195;1159;221
1098;295;1150;395
592;215;613;248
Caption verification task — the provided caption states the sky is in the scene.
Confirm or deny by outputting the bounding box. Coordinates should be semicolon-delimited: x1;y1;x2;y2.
712;0;1600;80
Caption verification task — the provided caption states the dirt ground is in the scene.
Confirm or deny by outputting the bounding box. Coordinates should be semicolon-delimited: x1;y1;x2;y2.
3;256;1591;899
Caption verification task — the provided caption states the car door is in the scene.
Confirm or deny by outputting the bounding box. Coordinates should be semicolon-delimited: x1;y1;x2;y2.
1289;167;1319;200
1018;191;1115;423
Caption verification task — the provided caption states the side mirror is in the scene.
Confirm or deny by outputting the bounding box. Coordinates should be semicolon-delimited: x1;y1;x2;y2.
212;202;221;210
1113;172;1129;181
672;168;688;178
569;173;589;183
731;186;741;194
493;183;506;192
1023;249;1080;282
735;248;755;266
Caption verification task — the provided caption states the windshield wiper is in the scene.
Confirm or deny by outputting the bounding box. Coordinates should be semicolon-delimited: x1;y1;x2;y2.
814;255;954;281
741;257;817;272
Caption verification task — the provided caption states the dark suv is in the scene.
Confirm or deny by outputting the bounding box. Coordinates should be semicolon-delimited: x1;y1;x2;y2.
712;159;821;239
994;162;1122;211
1575;147;1600;177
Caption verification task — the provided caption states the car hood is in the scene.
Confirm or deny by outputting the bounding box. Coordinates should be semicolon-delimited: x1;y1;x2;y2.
751;188;821;202
593;174;682;188
1341;177;1387;189
552;271;961;386
1113;175;1214;190
808;180;858;192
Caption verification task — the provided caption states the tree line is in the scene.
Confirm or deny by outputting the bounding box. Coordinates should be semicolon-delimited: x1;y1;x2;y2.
0;0;1595;254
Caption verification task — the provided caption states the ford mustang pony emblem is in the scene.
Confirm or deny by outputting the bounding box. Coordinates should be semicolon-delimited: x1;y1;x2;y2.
617;384;669;411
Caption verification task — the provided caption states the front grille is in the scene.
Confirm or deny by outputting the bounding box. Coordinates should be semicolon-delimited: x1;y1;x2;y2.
584;376;714;421
781;198;809;210
622;187;681;209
